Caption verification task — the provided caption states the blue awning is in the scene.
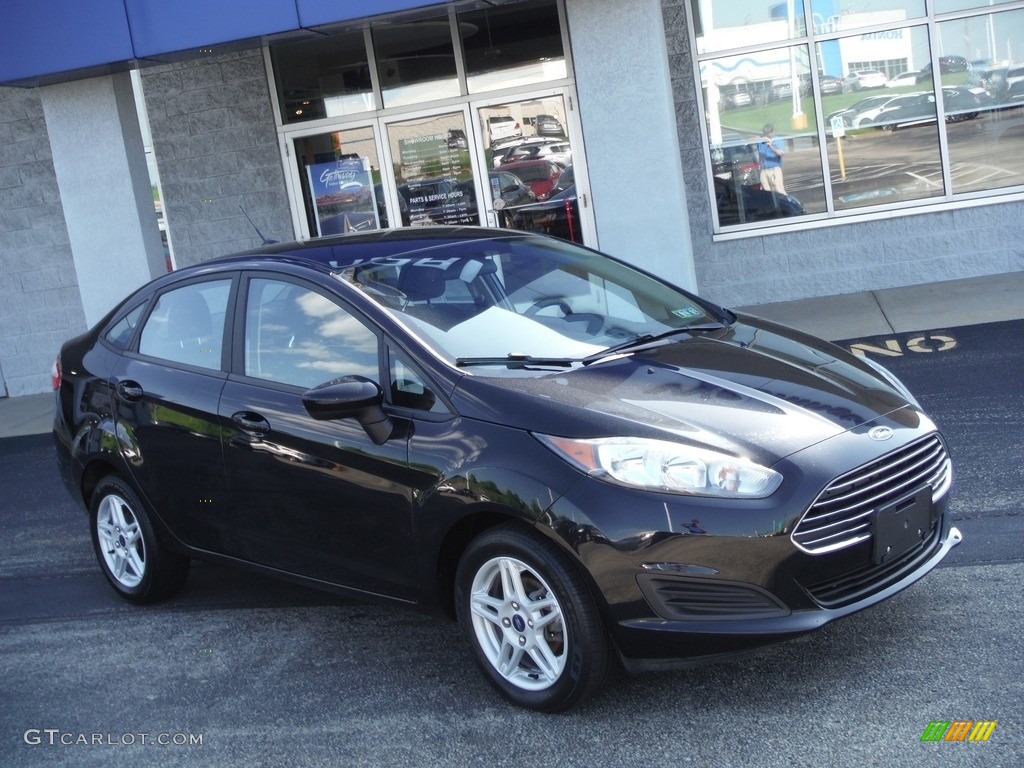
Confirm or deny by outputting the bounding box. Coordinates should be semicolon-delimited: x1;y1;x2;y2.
0;0;448;86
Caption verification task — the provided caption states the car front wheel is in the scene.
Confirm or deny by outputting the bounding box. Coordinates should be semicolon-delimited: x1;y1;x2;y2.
455;524;610;712
90;475;190;603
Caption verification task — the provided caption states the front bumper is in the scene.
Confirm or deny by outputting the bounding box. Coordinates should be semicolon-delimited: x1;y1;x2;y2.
540;428;960;669
615;523;961;672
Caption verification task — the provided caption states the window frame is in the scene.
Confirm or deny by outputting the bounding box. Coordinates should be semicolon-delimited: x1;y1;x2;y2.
130;275;237;373
232;271;385;393
687;0;1024;239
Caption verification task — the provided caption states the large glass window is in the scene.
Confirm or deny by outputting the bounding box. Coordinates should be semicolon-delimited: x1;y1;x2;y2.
292;127;383;236
269;2;586;244
932;0;1016;12
691;0;806;54
385;112;480;227
819;25;944;210
459;0;567;93
373;20;460;108
702;44;827;227
271;32;373;124
691;0;1024;232
808;1;924;34
941;7;1024;194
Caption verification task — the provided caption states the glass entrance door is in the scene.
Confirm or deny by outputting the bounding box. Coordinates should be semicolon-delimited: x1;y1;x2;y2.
381;109;481;227
287;125;386;238
471;90;591;244
282;90;593;245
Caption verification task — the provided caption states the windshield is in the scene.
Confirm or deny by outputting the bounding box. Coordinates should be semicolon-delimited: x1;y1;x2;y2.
335;236;723;372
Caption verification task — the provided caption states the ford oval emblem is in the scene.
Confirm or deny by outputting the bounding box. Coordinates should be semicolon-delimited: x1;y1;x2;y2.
868;426;894;441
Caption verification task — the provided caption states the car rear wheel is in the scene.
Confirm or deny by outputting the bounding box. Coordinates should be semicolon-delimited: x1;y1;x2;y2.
455;524;610;712
90;476;190;603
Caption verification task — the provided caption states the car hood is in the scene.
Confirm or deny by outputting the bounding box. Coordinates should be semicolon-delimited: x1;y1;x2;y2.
450;315;924;466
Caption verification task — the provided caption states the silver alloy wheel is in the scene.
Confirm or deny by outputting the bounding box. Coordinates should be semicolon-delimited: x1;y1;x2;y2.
95;493;146;589
468;555;567;691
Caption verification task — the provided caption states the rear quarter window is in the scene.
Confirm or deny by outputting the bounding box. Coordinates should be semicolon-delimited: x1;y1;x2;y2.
103;303;147;349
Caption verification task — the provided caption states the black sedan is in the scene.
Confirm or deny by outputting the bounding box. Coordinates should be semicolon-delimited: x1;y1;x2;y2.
53;228;960;712
713;176;806;225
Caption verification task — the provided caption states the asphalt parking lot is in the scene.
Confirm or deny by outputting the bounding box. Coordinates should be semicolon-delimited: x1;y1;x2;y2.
1;320;1021;767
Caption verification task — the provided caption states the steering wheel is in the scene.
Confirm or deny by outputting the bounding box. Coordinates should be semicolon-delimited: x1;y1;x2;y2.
524;297;573;317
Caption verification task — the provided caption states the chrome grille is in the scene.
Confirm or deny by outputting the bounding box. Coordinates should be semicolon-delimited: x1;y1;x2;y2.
792;434;951;555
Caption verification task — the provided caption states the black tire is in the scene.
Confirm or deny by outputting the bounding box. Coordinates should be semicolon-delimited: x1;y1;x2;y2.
89;475;190;603
454;524;610;712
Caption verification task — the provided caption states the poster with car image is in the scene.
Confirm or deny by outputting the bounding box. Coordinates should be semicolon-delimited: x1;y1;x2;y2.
306;156;379;236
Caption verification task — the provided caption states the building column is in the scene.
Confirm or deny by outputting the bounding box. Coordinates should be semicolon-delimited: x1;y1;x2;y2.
565;0;697;292
40;72;164;327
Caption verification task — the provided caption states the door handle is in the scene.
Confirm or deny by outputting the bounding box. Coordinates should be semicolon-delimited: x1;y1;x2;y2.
231;411;271;435
115;380;144;402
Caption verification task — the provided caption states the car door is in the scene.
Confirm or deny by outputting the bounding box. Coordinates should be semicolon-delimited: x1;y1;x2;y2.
217;273;419;599
111;276;235;547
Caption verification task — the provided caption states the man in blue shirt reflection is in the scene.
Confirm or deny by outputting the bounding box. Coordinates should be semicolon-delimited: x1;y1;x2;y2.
757;123;786;194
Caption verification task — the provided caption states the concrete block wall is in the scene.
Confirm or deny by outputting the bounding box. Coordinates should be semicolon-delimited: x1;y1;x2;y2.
141;49;293;268
0;87;86;397
660;0;1024;308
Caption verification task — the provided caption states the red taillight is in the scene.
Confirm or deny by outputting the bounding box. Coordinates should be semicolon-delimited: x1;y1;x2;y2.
51;357;62;390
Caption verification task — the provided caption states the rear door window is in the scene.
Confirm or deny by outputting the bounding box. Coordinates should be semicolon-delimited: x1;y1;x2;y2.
138;280;231;369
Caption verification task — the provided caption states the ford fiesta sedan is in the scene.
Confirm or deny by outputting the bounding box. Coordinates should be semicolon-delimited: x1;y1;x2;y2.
53;227;960;711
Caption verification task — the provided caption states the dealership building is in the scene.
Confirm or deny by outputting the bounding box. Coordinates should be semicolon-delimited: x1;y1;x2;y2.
2;0;1023;396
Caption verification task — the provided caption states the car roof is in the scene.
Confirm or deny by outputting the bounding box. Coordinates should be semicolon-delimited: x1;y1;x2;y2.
500;158;560;168
212;226;535;272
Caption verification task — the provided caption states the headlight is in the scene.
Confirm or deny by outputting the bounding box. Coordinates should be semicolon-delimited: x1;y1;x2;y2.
859;355;921;408
536;435;782;499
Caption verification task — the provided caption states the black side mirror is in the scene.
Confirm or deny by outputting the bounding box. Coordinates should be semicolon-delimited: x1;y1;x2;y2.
302;376;393;445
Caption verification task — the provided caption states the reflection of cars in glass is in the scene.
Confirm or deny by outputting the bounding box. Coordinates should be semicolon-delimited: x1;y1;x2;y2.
490;171;536;207
942;86;993;121
718;83;753;109
710;131;759;184
852;88;989;130
447;129;468;149
490;137;554;167
496;159;563;200
713;176;805;226
886;71;920;88
848;93;932;129
505;184;581;242
827;94;893;129
548;164;573;197
973;64;1024;102
505;141;571;167
769;82;792;101
843;70;888;92
917;56;969;82
534;114;565;137
56;227;958;712
487;115;522;141
454;172;535;216
818;74;844;94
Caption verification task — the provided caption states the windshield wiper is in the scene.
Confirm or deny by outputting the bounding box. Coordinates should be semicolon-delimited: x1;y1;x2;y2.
456;353;576;368
456;322;729;369
581;322;727;366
